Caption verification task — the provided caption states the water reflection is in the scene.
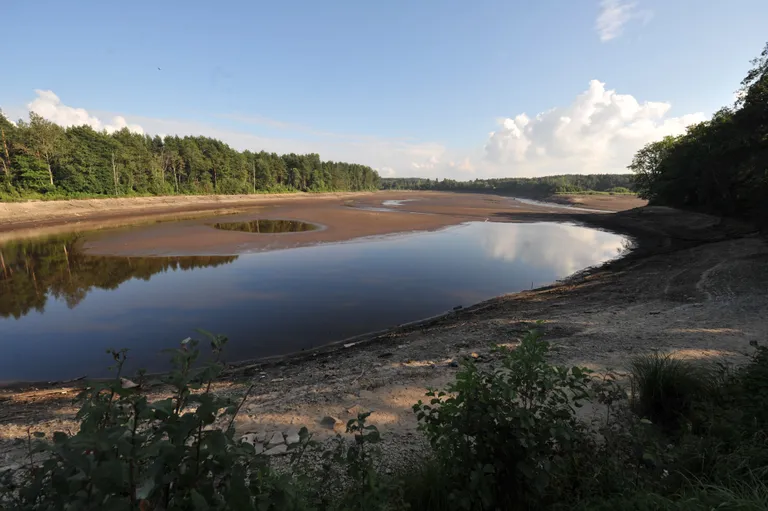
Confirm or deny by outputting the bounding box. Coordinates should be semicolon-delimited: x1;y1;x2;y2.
212;219;318;234
0;234;237;319
0;222;627;382
480;222;628;275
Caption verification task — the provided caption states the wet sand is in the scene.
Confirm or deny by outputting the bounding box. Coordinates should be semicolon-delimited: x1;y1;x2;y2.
540;193;646;211
0;191;645;247
65;192;634;256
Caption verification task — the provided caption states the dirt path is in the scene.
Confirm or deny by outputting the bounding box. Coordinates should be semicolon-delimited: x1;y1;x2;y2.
1;201;764;472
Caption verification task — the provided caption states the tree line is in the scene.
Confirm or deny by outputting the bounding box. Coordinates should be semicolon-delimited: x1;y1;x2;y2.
0;234;236;318
380;174;636;196
630;42;768;227
0;112;380;200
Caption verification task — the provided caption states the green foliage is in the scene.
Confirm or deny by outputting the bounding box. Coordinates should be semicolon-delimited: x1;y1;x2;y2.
2;327;767;510
630;41;768;226
0;112;380;201
629;352;712;432
0;334;312;510
314;412;399;511
10;154;52;193
576;479;768;511
413;326;593;509
397;459;452;510
381;174;637;196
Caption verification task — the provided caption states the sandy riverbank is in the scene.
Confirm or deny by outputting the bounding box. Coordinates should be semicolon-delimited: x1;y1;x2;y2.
0;191;644;244
1;196;765;472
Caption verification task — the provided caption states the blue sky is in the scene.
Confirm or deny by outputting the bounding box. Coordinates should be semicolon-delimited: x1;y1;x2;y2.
2;0;767;178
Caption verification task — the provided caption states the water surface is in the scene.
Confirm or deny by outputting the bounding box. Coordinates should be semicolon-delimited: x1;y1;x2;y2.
212;219;320;233
0;222;627;381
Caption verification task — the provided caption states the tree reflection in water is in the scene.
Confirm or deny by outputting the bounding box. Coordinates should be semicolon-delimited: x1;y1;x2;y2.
212;219;318;234
0;234;237;319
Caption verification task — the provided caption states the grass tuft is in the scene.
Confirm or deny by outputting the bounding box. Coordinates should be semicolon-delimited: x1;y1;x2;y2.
629;352;712;432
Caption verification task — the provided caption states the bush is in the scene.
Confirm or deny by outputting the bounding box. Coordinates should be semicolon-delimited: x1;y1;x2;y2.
0;333;317;510
413;326;593;509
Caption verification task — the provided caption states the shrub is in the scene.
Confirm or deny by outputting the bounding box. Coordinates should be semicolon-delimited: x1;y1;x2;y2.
316;412;399;511
0;333;314;511
413;326;593;509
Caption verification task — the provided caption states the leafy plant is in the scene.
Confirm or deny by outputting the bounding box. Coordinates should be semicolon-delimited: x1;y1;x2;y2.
0;333;309;511
413;326;593;509
323;412;399;511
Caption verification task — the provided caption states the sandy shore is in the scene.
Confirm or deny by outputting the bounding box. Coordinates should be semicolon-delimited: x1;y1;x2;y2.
1;195;764;472
79;192;624;256
0;191;645;243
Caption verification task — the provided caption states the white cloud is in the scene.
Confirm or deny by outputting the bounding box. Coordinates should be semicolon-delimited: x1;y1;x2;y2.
28;90;144;134
483;79;705;176
122;113;446;176
595;0;651;42
12;82;703;180
411;155;441;170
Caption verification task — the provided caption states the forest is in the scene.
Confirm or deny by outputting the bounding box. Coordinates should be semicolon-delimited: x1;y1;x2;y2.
0;112;380;200
630;42;768;227
0;234;236;318
380;174;636;196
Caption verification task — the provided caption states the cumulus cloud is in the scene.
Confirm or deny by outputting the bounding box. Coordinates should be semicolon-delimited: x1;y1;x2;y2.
28;90;144;134
411;155;441;170
484;80;705;176
595;0;650;42
12;82;703;180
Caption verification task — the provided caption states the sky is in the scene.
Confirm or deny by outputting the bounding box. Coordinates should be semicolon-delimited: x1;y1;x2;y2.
2;0;767;179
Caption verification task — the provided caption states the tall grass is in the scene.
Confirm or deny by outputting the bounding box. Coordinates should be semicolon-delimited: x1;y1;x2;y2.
629;352;712;431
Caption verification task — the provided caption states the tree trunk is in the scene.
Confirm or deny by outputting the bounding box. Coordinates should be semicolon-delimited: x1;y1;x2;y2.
0;128;10;178
46;157;54;186
111;152;118;195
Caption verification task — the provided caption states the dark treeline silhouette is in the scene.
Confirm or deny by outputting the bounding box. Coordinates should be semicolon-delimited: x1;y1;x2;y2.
380;174;636;197
0;234;236;318
0;112;380;199
630;42;768;226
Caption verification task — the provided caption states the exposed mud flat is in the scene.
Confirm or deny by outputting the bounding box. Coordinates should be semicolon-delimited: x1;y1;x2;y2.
0;191;642;247
1;196;764;472
70;192;641;256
